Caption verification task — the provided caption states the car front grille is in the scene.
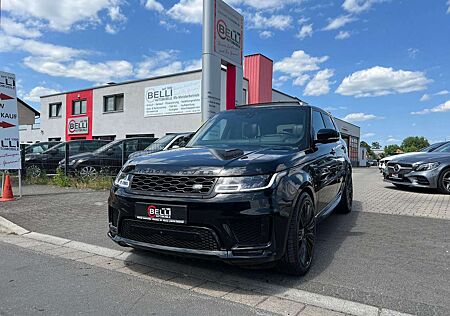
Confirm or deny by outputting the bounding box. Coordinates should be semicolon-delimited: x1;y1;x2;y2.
130;174;216;195
387;162;413;175
120;219;220;251
229;218;270;246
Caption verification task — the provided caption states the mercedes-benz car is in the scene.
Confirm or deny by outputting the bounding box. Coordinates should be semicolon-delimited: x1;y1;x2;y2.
108;103;353;275
384;142;450;194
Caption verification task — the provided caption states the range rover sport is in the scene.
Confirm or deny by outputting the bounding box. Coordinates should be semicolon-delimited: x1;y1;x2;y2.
108;103;353;275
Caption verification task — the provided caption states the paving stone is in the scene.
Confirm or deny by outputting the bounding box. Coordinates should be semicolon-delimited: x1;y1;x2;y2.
299;305;346;316
192;281;235;298
223;289;268;307
256;296;305;316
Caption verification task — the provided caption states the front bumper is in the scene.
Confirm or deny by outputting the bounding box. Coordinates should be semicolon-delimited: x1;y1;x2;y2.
108;187;292;265
384;169;439;188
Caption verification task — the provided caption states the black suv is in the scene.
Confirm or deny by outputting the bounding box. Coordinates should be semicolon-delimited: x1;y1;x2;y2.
60;137;157;178
108;103;353;275
25;140;110;177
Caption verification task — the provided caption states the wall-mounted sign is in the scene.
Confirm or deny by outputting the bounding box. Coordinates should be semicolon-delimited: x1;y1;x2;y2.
144;80;201;117
214;0;244;66
0;71;21;170
67;117;89;135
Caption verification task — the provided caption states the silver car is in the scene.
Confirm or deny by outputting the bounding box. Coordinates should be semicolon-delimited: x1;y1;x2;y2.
384;142;450;194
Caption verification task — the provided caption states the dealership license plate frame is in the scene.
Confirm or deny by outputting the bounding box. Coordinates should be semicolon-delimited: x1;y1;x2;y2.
135;203;187;224
390;173;403;180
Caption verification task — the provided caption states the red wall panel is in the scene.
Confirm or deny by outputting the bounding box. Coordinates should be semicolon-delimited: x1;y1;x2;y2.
65;89;93;140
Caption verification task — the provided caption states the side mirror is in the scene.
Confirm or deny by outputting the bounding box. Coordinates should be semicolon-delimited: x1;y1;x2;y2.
171;145;180;149
315;129;340;144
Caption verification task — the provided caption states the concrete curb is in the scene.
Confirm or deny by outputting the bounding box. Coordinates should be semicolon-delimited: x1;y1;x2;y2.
0;218;415;316
0;216;29;235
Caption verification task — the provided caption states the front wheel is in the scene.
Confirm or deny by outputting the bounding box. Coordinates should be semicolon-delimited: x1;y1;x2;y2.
78;165;99;180
26;165;42;178
437;168;450;194
278;192;316;276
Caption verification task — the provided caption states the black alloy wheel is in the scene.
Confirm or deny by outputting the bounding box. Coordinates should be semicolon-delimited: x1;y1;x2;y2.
278;192;316;276
337;172;353;213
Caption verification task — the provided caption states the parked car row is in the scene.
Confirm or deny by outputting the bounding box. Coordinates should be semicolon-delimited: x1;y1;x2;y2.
23;133;194;178
382;141;450;194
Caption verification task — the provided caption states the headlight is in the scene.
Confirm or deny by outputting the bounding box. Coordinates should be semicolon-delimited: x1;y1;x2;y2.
114;171;132;188
215;172;286;193
414;162;440;171
25;157;32;162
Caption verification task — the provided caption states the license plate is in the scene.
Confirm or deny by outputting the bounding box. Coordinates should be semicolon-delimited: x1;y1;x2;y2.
135;203;187;224
390;173;403;180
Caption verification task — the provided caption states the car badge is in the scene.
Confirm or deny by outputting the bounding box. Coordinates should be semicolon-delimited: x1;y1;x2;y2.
192;184;203;191
394;164;401;172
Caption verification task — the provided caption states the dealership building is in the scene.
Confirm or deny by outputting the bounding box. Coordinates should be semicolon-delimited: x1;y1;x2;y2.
19;54;361;165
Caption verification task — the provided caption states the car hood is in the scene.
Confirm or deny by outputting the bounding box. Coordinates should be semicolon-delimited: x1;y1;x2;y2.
131;146;307;176
391;152;450;164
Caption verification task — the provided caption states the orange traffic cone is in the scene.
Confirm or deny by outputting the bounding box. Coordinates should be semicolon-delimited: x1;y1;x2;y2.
1;174;15;202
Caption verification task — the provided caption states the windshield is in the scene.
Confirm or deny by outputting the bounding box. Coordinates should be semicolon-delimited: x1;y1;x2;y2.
188;107;308;149
144;134;177;151
420;142;445;152
94;140;122;153
433;142;450;153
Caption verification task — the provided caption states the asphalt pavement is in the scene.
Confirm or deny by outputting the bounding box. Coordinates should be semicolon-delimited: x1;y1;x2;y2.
1;168;449;315
0;242;270;316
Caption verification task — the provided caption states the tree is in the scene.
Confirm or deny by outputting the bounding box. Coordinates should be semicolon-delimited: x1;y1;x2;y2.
360;141;376;159
401;136;429;153
384;144;402;156
371;142;381;149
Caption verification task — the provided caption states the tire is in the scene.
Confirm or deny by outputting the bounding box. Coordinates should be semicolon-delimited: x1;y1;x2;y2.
278;192;316;276
337;172;353;214
437;168;450;194
78;165;99;180
26;165;42;178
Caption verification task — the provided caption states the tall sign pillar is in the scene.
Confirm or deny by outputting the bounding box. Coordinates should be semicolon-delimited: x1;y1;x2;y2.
201;0;244;122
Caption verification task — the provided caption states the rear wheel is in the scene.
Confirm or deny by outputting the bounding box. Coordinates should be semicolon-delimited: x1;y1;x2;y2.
26;165;42;178
437;168;450;194
337;172;353;214
278;192;316;276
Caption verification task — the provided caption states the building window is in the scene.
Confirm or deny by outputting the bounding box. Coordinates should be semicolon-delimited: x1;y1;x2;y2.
348;137;359;162
103;94;124;113
49;103;62;118
72;99;87;115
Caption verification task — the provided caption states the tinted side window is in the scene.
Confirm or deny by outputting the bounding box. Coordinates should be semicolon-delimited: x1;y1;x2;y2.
312;110;326;139
125;140;139;154
69;142;82;154
321;113;336;130
138;138;156;150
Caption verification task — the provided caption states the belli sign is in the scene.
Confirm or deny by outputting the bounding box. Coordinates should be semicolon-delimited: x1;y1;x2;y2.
214;0;243;66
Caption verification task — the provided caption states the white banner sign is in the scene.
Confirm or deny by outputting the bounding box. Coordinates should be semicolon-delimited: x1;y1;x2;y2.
0;71;21;170
144;80;201;117
67;117;89;135
214;0;244;66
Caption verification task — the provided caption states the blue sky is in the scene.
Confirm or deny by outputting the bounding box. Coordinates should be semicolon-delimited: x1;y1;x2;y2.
1;0;450;146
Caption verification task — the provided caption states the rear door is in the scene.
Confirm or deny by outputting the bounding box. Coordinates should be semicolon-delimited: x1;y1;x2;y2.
310;110;339;213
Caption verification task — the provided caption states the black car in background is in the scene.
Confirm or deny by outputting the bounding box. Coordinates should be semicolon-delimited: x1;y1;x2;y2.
128;133;193;160
61;137;157;178
109;103;353;276
25;140;110;177
23;141;61;157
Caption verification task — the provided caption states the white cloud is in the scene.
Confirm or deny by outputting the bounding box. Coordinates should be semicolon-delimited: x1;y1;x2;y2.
274;50;328;77
336;66;432;97
447;0;450;14
23;86;61;102
228;0;298;10
0;35;85;61
411;100;450;115
435;90;449;96
2;0;119;31
386;138;401;143
407;48;419;59
24;57;134;83
323;15;357;31
342;112;380;122
105;24;118;34
342;0;384;14
145;0;164;13
135;50;201;79
335;30;351;40
247;13;293;30
304;69;334;96
108;6;126;22
167;0;202;24
259;30;273;39
420;94;430;102
293;74;310;86
362;132;375;138
0;17;42;38
297;24;313;40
